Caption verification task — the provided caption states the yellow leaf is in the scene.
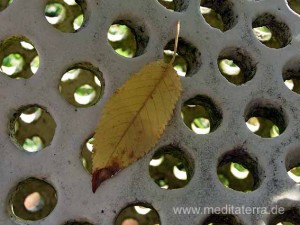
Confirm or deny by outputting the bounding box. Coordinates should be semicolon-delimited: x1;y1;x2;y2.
92;59;182;192
92;21;182;192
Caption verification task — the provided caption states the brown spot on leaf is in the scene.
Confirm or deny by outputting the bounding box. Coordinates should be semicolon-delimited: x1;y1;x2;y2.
92;165;120;193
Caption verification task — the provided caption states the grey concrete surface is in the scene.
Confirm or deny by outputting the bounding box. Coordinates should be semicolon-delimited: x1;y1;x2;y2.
0;0;299;224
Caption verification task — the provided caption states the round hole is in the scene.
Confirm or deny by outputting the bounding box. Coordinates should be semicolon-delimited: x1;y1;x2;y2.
45;0;86;33
282;57;300;94
0;37;39;79
80;135;94;174
286;148;300;184
288;0;300;15
149;145;194;189
59;63;104;108
157;0;189;12
217;149;261;192
7;177;57;222
115;203;161;225
268;208;300;225
181;96;222;134
244;100;287;138
63;220;93;225
200;0;236;32
107;21;149;58
9;105;56;152
218;48;257;85
252;14;291;49
164;38;201;77
202;214;242;225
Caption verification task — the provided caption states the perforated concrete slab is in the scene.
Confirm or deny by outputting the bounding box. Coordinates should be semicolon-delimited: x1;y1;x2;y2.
0;0;300;224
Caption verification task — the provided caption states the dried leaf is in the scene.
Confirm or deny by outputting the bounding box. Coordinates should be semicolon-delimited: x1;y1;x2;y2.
92;59;182;192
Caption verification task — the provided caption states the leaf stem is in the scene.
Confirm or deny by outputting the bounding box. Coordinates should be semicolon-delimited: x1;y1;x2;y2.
170;21;181;65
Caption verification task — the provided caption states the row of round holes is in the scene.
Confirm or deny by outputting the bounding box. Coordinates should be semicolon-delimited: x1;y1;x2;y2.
7;104;299;223
0;2;298;92
3;33;300;92
0;0;286;34
160;0;297;48
0;0;296;86
6;142;300;224
8;95;289;158
3;36;300;110
2;0;300;22
8;152;299;225
0;0;291;62
81;141;300;190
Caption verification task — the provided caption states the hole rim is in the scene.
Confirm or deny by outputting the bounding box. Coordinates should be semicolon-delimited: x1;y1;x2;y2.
80;134;94;174
217;147;262;192
268;207;300;225
149;144;195;190
181;95;223;134
108;19;149;58
200;0;237;32
287;0;300;16
164;37;201;77
58;62;105;108
9;104;57;153
282;56;300;94
202;213;243;225
285;147;300;184
0;0;13;12
244;99;287;138
7;177;58;223
252;13;292;49
114;202;161;225
218;47;257;85
44;0;87;33
157;0;190;12
0;36;39;79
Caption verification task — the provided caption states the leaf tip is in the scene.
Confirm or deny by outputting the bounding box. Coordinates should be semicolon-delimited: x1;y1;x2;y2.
92;166;120;193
